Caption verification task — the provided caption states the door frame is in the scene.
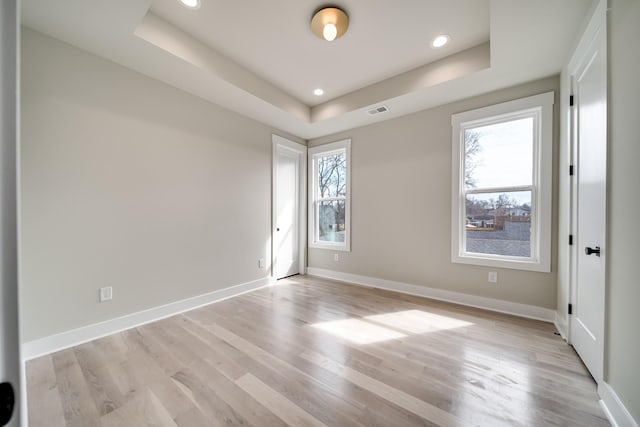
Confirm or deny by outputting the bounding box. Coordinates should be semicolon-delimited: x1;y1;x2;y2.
271;134;307;279
566;0;607;384
1;0;22;425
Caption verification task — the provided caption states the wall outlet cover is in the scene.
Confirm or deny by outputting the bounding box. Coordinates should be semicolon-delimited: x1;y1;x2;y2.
99;286;113;302
488;272;498;283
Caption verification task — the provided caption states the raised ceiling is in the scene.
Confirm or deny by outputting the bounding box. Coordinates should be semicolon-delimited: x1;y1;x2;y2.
149;0;491;106
21;0;593;139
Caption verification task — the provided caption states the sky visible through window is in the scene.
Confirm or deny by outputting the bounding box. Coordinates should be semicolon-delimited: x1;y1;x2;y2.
466;117;533;205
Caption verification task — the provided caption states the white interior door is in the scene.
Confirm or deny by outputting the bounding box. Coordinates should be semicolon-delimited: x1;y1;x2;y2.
272;136;306;280
0;0;21;425
570;18;607;382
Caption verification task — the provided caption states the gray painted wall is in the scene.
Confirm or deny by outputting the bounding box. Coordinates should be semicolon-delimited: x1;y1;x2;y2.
308;76;560;310
606;0;640;421
19;29;303;342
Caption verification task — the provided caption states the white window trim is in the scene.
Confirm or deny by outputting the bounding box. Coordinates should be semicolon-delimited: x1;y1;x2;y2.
451;92;554;272
308;139;351;251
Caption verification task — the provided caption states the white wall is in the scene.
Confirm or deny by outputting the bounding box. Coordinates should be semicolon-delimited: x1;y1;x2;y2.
605;0;640;422
308;76;560;310
19;28;302;342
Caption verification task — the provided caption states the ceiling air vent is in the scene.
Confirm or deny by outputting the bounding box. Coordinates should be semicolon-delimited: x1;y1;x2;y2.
367;105;389;116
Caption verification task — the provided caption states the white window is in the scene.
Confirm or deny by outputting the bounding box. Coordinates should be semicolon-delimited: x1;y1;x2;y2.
451;92;554;272
309;139;351;251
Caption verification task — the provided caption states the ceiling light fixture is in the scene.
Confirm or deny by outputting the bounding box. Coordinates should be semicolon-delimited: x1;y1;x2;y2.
179;0;200;10
313;88;324;96
431;34;450;48
311;7;349;42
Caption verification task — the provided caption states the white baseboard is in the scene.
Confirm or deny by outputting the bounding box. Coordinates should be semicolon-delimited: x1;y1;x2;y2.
306;267;555;322
554;311;568;340
21;276;274;361
599;381;639;427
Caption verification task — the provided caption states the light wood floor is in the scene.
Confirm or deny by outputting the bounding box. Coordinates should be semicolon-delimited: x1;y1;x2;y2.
26;275;609;426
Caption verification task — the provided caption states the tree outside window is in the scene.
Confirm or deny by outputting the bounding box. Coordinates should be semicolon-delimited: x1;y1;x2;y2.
451;92;554;272
309;139;351;250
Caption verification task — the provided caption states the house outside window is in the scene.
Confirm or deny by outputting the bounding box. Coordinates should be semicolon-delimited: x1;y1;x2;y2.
451;92;554;272
308;139;351;251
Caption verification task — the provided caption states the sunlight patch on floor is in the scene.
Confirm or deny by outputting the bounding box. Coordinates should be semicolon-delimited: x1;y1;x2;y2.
311;318;406;344
364;309;473;334
310;309;473;344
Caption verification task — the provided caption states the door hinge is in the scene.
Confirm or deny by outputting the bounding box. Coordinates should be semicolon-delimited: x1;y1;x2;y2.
569;234;573;246
570;95;574;107
568;303;573;315
569;165;574;176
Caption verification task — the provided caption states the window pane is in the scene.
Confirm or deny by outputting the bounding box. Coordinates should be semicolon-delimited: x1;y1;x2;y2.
318;200;346;242
317;152;347;198
464;117;533;189
465;191;531;257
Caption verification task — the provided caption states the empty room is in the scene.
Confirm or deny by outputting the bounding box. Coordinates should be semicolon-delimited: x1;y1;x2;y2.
1;0;639;426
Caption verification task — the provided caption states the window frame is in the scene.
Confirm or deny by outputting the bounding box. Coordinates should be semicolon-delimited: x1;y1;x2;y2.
451;92;554;272
308;139;351;251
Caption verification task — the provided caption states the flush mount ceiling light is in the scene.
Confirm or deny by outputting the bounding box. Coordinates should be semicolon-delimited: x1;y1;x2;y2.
311;7;349;42
431;34;450;48
179;0;200;10
313;88;324;96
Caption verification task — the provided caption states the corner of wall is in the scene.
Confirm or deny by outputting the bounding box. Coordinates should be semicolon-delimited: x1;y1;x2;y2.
599;381;640;427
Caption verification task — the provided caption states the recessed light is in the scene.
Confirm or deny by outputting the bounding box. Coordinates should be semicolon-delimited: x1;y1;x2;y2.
179;0;200;9
313;88;324;96
431;34;450;48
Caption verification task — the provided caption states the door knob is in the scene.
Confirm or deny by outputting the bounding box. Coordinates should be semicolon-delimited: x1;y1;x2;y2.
585;246;601;257
276;228;280;231
0;382;15;426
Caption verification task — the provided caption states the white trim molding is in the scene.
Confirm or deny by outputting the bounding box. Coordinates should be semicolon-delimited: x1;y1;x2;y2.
307;268;555;322
308;139;351;251
21;276;274;360
451;91;555;272
599;381;639;427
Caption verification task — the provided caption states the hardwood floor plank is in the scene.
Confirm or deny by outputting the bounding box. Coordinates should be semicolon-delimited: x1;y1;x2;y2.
200;282;607;426
50;349;101;427
99;388;177;427
169;369;247;427
235;373;328;427
120;328;183;378
72;342;125;416
202;288;552;424
26;275;609;426
109;349;199;422
300;349;463;427
193;307;443;426
192;358;289;427
26;356;66;427
198;319;368;426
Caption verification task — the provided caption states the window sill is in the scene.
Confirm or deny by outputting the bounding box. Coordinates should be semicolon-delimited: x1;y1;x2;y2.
309;242;351;252
452;253;550;273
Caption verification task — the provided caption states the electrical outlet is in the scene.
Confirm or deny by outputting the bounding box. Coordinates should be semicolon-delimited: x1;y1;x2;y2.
99;286;113;302
334;253;339;262
488;272;498;283
258;258;265;269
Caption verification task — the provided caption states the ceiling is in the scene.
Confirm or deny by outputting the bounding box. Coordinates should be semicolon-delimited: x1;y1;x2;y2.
21;0;593;139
